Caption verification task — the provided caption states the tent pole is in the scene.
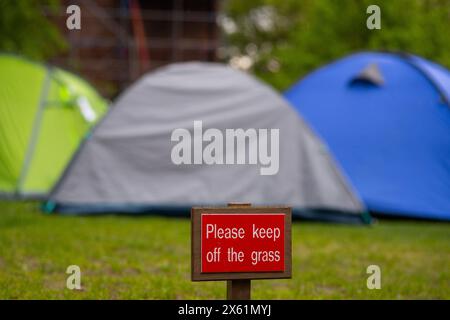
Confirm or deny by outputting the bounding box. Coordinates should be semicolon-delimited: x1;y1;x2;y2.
16;67;53;194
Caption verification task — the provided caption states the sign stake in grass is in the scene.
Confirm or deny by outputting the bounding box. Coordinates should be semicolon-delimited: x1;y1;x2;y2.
191;203;292;300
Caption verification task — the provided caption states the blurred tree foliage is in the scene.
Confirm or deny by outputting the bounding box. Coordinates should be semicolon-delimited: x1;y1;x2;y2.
222;0;450;90
0;0;66;60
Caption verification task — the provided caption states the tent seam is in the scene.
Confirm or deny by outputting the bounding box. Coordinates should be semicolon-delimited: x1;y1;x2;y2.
16;66;53;195
398;53;450;107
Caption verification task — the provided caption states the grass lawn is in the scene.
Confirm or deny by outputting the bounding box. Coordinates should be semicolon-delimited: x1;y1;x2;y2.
0;201;448;299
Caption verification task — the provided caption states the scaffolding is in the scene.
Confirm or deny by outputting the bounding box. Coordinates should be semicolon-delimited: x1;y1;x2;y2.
43;0;220;97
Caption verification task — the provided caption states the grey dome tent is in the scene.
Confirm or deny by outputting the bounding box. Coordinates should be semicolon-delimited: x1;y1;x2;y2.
46;62;368;223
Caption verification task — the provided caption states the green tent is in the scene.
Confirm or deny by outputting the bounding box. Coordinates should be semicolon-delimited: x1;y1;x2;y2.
0;54;107;198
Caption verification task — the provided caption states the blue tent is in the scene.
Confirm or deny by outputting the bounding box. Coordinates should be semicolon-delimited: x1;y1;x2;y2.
285;52;450;221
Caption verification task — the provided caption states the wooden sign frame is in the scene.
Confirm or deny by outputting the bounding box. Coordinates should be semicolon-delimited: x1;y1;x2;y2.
191;206;292;281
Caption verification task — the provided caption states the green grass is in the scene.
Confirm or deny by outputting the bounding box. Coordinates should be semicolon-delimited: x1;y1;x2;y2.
0;201;449;299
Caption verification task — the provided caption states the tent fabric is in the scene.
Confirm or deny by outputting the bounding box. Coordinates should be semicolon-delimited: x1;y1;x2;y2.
285;52;450;221
406;54;450;105
0;54;107;198
48;62;367;222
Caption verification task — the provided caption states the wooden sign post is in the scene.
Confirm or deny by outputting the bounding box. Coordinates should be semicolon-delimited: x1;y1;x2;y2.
191;203;292;300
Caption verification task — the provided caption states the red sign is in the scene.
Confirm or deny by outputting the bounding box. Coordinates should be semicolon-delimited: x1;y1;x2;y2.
201;213;285;273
